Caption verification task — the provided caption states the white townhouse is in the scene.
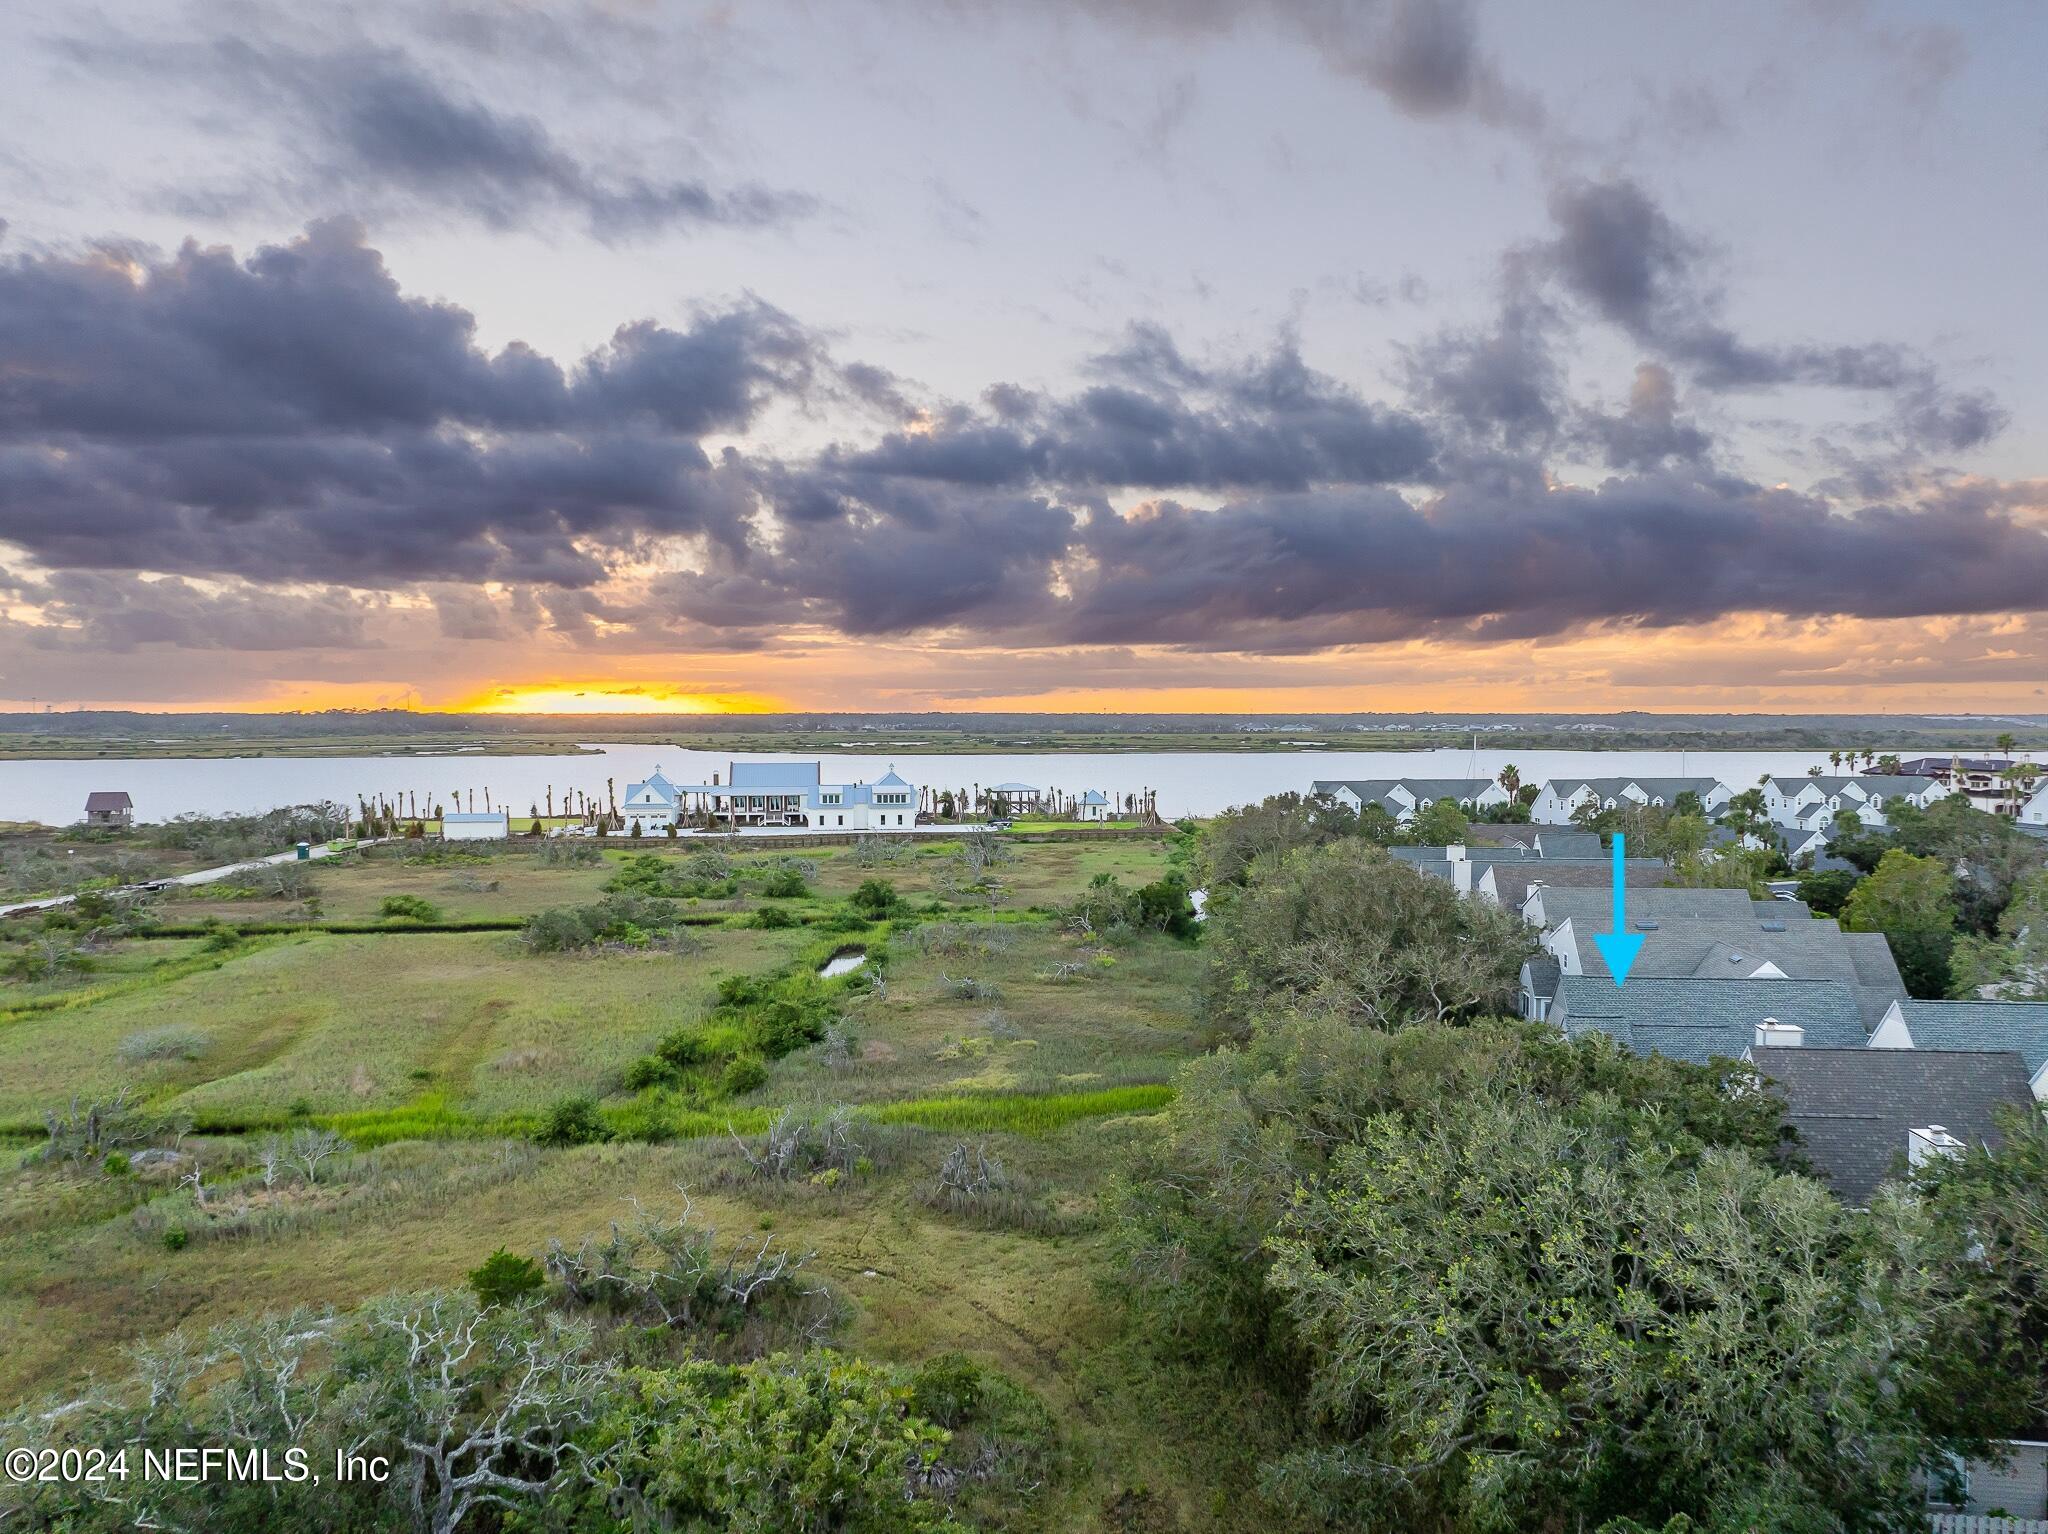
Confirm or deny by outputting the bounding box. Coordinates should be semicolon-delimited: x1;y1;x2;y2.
1309;777;1508;824
2021;777;2048;827
622;762;920;832
1762;774;1946;833
1528;777;1730;826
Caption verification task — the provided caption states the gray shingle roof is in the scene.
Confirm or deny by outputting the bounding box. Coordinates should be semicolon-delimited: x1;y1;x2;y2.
1533;830;1604;858
1554;977;1866;1064
1544;776;1722;801
1310;780;1409;814
1532;886;1762;926
84;791;132;811
1534;890;1907;1027
1751;1046;2034;1206
1492;862;1666;910
1397;778;1496;801
1768;775;1941;797
1523;955;1561;1001
1890;1000;2048;1076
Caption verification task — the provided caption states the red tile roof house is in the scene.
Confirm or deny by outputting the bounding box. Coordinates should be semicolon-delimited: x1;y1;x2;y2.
83;790;134;828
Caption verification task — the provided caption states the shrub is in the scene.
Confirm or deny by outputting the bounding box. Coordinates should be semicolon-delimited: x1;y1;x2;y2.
909;1352;984;1429
622;1055;677;1091
468;1247;546;1309
378;894;442;923
849;878;904;918
103;1151;130;1177
116;1025;211;1064
721;1055;769;1095
760;868;810;899
535;1096;612;1147
162;1227;188;1252
522;894;691;954
607;852;736;900
752;905;797;930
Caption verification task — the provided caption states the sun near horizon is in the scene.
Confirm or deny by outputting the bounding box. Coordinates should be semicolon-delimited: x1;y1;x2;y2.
456;684;781;716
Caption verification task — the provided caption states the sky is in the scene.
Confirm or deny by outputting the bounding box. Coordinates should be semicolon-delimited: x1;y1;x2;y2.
1;0;2046;715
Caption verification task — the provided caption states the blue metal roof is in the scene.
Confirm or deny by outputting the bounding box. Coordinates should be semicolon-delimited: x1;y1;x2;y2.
730;761;822;788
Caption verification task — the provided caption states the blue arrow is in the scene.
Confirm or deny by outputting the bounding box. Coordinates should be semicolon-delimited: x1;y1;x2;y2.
1589;832;1645;988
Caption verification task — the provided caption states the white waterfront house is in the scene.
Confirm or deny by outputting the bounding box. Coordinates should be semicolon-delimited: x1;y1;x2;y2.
1309;778;1508;824
442;810;510;841
622;762;920;831
621;769;684;829
1528;777;1730;825
1075;790;1111;822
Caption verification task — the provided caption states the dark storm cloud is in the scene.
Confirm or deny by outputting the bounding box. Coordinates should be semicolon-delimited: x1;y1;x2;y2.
1033;0;1542;132
3;223;2043;661
0;220;815;441
1581;364;1713;470
0;222;818;585
1401;275;1564;449
19;571;376;653
645;466;2048;654
837;331;1438;492
60;34;811;241
1535;177;2010;449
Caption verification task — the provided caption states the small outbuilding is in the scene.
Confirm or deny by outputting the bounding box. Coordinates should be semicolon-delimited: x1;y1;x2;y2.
83;790;134;828
442;811;510;841
1076;790;1111;822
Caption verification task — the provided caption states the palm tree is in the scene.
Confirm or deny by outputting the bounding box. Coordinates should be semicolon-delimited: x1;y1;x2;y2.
1498;763;1522;799
1828;750;1842;772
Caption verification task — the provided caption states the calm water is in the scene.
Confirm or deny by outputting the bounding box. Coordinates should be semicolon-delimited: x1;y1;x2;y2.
0;743;1914;826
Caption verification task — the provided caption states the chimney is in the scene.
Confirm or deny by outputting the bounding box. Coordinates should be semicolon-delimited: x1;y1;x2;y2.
1445;843;1466;861
1908;1125;1965;1167
1753;1018;1804;1048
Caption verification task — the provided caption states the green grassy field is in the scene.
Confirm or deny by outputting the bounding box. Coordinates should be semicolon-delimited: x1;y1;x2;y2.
0;831;1242;1528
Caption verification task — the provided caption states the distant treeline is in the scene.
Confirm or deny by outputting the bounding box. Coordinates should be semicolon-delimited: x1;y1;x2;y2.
4;707;2047;748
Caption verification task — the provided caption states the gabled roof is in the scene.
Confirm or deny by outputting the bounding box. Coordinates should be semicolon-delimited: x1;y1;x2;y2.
1543;776;1722;801
84;791;133;811
1533;890;1907;1027
988;781;1038;793
875;768;912;788
623;771;679;805
1397;778;1496;801
1493;862;1663;911
1886;1000;2048;1076
1533;830;1603;859
1522;955;1561;1000
1310;780;1411;814
1080;790;1110;804
1535;886;1762;926
1751;1045;2034;1205
1555;977;1866;1065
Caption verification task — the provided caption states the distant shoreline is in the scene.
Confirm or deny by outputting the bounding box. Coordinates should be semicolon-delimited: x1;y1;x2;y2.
4;721;2047;761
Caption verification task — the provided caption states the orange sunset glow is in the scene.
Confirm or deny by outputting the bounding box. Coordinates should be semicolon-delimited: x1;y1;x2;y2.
456;683;781;715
